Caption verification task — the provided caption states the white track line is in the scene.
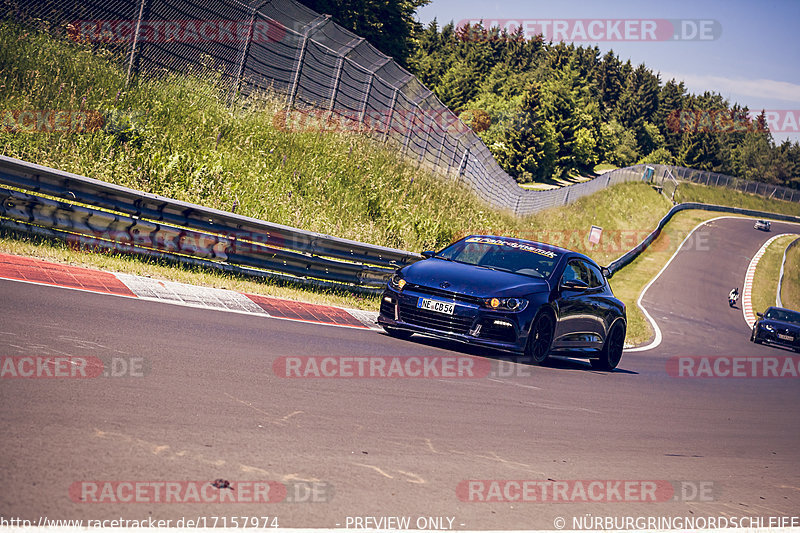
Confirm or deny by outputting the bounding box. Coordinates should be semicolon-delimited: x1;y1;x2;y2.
625;215;751;353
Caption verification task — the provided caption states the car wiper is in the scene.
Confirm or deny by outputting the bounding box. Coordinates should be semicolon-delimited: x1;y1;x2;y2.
474;264;508;273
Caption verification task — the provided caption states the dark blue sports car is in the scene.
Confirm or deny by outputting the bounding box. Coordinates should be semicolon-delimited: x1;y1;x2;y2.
378;235;627;370
751;306;800;352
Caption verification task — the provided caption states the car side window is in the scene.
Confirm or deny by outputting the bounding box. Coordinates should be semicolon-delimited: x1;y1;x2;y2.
584;262;606;288
562;260;590;285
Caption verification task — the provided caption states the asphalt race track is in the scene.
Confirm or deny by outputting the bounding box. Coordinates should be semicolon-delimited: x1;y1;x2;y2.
0;216;799;530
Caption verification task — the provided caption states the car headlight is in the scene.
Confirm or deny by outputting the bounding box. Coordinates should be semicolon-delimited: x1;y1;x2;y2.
389;274;406;291
763;324;774;332
483;297;528;311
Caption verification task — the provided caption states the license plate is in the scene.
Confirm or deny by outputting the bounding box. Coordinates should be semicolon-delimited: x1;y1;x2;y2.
417;298;455;315
778;333;794;341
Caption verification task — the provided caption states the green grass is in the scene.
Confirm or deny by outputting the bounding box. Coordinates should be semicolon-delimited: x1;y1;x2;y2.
593;163;619;173
519;182;559;190
780;240;800;310
751;235;800;315
675;182;800;216
0;20;521;253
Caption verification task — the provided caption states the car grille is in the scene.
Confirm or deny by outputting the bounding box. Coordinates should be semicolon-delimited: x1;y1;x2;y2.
398;301;474;335
379;299;394;317
405;284;483;305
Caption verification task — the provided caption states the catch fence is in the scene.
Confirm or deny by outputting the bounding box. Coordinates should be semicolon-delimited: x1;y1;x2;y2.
5;0;799;214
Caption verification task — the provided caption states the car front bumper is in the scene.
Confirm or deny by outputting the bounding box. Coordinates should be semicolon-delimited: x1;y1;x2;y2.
378;288;529;354
753;326;800;351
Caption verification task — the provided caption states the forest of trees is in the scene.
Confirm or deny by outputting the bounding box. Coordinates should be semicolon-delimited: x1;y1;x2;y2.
299;1;800;189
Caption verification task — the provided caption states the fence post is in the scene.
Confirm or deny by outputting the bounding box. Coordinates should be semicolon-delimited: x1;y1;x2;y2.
287;15;329;109
382;89;398;143
418;123;430;165
287;35;309;109
328;38;362;113
125;0;148;87
358;72;375;124
434;131;445;170
358;59;388;126
457;146;470;176
328;57;345;111
228;7;257;105
402;110;414;156
450;133;467;178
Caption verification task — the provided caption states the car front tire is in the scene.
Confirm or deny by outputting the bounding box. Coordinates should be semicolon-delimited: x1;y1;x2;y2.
526;311;555;366
591;321;626;371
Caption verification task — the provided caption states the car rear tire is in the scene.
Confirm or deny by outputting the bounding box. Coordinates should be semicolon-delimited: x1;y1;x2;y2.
591;321;626;371
526;312;554;366
384;327;413;340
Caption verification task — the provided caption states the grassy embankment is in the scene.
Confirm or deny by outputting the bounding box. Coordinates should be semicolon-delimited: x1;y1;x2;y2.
752;236;800;314
1;21;799;344
779;241;800;310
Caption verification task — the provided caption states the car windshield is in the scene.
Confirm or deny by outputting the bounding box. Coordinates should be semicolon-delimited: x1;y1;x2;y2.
764;308;800;324
436;237;561;279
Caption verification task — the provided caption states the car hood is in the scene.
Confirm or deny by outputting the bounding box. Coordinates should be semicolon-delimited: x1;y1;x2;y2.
759;318;800;333
400;258;551;297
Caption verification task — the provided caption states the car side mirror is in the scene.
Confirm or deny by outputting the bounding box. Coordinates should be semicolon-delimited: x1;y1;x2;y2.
561;279;590;290
757;312;763;317
421;251;435;259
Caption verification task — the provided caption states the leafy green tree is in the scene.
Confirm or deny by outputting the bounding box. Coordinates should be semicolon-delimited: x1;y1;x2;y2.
615;64;660;132
679;131;724;172
494;83;556;181
596;50;624;118
655;79;686;154
599;120;639;167
404;21;799;187
299;0;429;67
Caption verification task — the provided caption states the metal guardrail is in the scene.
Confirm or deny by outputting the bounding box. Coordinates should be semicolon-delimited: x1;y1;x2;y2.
0;155;420;291
606;203;800;276
777;237;800;308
